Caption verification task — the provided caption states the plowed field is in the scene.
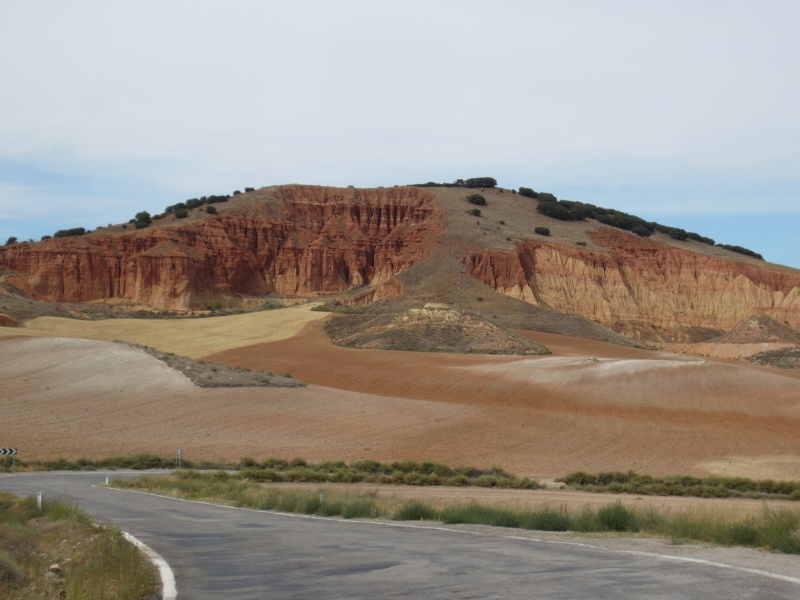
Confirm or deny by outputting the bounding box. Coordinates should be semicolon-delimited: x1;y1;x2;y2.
3;307;798;481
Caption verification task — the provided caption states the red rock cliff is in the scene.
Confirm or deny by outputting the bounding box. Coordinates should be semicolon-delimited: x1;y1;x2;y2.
466;228;800;335
0;186;442;310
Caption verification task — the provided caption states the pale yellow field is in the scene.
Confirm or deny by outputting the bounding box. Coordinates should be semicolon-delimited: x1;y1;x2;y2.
0;303;329;358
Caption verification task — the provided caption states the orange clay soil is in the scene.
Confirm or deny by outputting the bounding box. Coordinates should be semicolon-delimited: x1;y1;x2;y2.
201;321;800;480
2;322;799;481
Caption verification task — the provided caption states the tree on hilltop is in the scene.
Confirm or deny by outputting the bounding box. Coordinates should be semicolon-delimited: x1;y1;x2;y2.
134;211;152;229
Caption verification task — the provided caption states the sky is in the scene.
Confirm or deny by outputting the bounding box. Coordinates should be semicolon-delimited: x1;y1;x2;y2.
1;1;799;268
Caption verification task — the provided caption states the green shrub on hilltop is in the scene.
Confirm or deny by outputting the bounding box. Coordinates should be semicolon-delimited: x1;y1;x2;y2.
466;193;487;206
53;227;87;238
717;244;764;260
134;211;152;229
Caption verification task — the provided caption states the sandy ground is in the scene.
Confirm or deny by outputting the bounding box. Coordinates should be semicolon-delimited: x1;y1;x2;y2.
2;309;799;482
661;342;796;361
0;303;328;358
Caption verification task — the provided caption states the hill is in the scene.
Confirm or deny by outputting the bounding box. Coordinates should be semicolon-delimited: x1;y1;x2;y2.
2;182;799;345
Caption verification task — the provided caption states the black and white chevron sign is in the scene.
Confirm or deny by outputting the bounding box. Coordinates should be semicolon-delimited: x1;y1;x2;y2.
0;448;17;456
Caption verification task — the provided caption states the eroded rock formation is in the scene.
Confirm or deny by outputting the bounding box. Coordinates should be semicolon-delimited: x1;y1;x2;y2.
3;184;799;341
466;228;800;338
0;186;442;310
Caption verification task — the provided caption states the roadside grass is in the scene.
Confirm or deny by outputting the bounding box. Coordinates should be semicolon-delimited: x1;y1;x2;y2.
1;456;539;489
559;471;800;501
112;472;800;554
0;492;158;600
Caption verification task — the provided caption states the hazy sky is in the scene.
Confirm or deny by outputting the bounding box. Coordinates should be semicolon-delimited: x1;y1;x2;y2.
2;1;799;267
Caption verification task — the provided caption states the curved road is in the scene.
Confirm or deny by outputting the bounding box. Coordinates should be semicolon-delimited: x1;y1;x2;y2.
2;472;798;599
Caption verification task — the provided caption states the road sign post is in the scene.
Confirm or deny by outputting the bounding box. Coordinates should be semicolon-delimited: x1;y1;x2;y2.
176;448;182;469
1;448;17;468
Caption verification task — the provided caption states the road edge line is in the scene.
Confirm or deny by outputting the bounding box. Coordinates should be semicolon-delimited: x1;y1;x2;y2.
122;531;177;600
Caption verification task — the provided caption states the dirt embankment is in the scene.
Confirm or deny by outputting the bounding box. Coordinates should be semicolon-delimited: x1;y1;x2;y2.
326;303;548;355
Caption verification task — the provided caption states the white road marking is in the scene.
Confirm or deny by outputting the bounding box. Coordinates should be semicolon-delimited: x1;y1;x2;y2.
122;531;177;600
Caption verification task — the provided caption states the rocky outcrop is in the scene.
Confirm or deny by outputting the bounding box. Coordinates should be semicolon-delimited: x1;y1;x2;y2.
0;186;442;310
326;303;549;354
711;313;800;345
466;228;800;338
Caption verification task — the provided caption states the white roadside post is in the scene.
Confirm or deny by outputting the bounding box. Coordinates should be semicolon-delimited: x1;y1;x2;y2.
176;448;182;469
36;492;42;510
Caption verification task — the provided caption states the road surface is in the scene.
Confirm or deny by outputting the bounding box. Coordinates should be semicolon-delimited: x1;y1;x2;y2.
2;472;798;599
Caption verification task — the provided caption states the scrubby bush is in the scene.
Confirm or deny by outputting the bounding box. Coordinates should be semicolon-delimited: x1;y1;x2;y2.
244;187;255;193
518;187;537;199
537;192;558;203
717;244;764;260
667;227;688;240
687;232;715;245
174;208;189;219
466;194;487;206
134;211;152;230
40;235;52;241
232;190;241;196
537;201;580;221
394;501;438;521
632;225;651;237
185;198;202;209
464;177;497;188
534;226;550;236
558;470;800;499
468;208;481;217
53;227;87;238
4;236;17;245
206;205;217;214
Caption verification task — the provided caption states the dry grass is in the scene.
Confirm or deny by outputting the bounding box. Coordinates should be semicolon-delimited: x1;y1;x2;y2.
0;303;328;358
0;493;158;600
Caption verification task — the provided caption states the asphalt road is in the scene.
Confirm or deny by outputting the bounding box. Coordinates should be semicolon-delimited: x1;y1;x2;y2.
2;471;798;599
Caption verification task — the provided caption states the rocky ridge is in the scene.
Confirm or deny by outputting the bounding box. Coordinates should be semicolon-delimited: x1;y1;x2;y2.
465;228;800;340
0;186;442;310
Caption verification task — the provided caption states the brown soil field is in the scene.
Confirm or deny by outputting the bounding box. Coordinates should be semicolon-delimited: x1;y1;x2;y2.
202;321;800;480
3;308;800;482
